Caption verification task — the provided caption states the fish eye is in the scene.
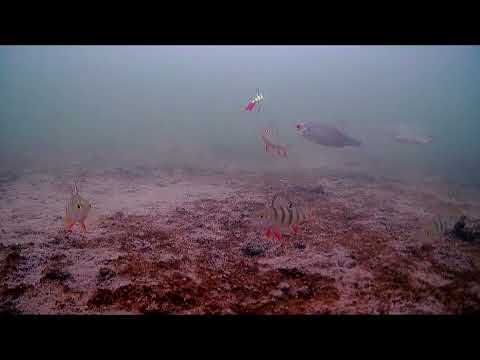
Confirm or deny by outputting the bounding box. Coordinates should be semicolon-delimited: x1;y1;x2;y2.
77;204;81;209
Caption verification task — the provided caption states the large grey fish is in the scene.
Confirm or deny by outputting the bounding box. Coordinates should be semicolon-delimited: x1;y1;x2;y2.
296;122;361;147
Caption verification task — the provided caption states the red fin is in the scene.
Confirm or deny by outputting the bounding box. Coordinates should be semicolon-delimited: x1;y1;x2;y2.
291;225;297;235
273;230;282;241
265;228;273;239
308;211;314;222
291;224;301;235
65;218;74;231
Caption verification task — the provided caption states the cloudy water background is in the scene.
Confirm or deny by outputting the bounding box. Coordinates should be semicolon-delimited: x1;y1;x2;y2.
1;45;479;186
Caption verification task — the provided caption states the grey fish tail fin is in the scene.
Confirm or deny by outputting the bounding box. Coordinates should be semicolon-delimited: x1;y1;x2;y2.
351;138;362;146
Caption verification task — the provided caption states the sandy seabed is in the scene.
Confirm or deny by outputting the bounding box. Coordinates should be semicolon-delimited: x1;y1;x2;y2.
1;166;480;314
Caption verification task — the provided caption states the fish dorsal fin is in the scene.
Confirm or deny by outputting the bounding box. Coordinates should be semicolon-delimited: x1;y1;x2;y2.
72;180;79;196
263;126;284;147
271;192;293;208
262;127;275;140
442;203;466;221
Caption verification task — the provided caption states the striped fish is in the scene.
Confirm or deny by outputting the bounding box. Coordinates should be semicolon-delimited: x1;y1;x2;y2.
260;128;288;158
64;180;92;233
254;197;311;240
418;215;459;244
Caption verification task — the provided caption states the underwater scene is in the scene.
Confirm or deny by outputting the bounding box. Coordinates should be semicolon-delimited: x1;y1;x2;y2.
1;45;480;314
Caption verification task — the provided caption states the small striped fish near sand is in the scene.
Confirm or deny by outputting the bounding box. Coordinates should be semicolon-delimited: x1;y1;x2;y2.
417;215;463;245
253;193;313;241
64;180;92;233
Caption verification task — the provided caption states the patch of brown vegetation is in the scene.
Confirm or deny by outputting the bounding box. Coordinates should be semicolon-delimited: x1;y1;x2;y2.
93;212;173;252
40;254;72;283
88;274;199;314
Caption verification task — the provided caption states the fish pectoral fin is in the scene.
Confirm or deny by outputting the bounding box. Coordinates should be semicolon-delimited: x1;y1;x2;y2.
80;222;87;233
65;220;75;231
273;230;282;241
291;225;298;235
64;216;75;230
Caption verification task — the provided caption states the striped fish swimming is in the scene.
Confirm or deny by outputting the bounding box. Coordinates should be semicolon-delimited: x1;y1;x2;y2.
253;193;312;241
417;215;461;244
260;128;288;158
64;181;92;233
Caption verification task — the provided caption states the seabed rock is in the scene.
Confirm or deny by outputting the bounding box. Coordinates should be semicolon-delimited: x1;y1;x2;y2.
453;216;480;243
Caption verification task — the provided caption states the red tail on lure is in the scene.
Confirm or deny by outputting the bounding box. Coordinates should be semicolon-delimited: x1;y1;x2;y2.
245;101;256;111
